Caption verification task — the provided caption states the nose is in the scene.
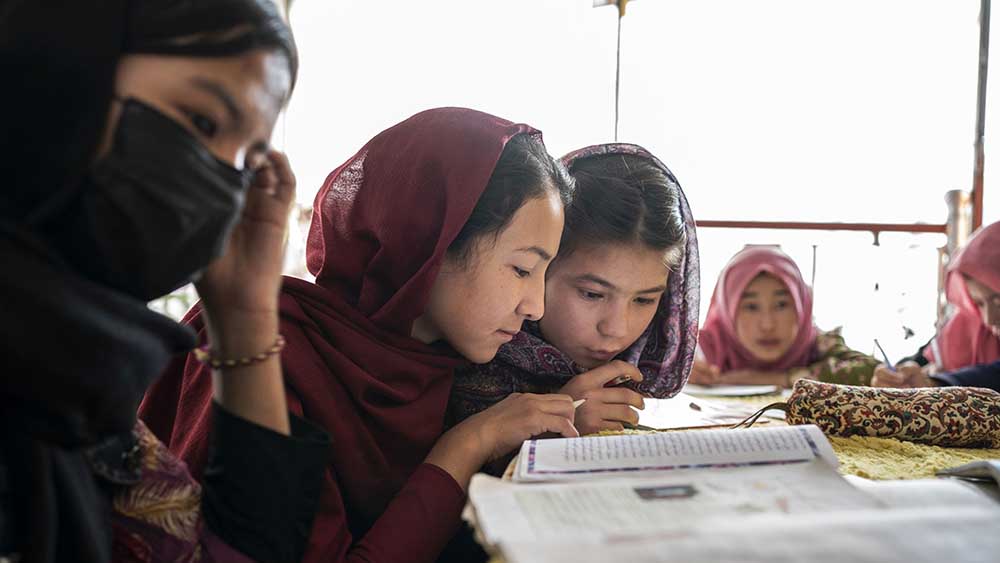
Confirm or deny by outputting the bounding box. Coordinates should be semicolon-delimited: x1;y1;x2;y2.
597;302;629;339
516;276;545;321
758;310;776;332
984;304;1000;330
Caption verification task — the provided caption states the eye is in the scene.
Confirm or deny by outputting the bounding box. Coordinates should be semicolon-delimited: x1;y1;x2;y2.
578;289;604;301
186;110;218;138
775;300;791;310
741;302;759;312
635;297;657;306
513;266;531;279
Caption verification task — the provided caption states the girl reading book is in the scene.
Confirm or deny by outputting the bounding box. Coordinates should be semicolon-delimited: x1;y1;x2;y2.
449;143;700;436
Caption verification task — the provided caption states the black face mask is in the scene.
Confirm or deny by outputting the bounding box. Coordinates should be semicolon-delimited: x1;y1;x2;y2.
59;98;252;301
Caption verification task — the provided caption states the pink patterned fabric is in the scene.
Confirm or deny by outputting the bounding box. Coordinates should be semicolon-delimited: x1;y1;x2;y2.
926;221;1000;371
699;246;819;371
449;143;700;422
111;421;253;563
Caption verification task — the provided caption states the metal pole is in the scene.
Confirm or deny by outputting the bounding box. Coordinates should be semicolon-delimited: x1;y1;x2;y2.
613;1;626;141
972;0;991;230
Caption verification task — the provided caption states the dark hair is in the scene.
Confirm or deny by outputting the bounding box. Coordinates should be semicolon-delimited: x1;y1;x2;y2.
447;134;574;266
126;0;299;91
563;154;686;268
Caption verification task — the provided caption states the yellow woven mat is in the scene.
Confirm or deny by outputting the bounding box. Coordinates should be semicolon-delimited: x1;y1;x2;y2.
830;435;1000;480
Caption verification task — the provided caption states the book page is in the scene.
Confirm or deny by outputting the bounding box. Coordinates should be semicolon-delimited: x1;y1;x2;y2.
499;506;1000;563
470;460;879;547
845;475;1000;508
515;424;835;482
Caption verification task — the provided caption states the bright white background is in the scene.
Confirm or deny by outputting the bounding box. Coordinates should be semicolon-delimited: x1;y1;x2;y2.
272;0;999;360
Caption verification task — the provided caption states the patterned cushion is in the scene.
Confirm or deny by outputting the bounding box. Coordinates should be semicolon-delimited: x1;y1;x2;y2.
785;379;1000;448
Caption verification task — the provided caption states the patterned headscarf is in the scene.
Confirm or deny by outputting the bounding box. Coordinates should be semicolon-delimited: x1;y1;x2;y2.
449;143;700;423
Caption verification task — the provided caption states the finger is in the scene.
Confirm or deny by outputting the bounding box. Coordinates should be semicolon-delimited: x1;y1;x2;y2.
528;395;577;421
252;164;278;192
540;415;580;438
875;372;905;386
585;388;645;410
596;421;625;432
534;393;574;402
602;404;640;426
265;150;296;204
586;361;643;387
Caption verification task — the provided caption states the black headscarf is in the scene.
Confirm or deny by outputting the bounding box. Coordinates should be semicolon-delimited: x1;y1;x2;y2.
0;1;295;561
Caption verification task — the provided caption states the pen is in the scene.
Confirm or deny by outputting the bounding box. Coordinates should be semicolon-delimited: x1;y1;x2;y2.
873;339;896;372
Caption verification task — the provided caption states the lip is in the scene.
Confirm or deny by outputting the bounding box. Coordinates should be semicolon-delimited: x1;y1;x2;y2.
586;348;620;361
496;329;520;340
756;339;782;348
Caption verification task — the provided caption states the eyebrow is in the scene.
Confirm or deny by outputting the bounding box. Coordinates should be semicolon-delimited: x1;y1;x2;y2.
190;77;243;126
575;274;665;295
742;289;791;299
515;246;553;262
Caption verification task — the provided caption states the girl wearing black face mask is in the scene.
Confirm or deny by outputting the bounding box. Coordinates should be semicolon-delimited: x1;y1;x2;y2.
0;1;329;562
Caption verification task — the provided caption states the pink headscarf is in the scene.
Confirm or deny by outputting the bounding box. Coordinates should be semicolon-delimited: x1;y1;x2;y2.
926;221;1000;371
699;246;819;371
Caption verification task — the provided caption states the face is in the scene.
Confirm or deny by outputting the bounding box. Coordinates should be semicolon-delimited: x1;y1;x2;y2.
966;275;1000;337
101;50;291;171
414;192;565;363
733;273;800;362
538;244;669;369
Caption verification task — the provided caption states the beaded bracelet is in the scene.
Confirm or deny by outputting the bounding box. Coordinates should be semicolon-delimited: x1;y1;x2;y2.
193;334;286;370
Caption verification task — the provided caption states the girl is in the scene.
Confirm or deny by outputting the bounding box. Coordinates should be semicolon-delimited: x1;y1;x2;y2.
872;220;1000;391
1;1;329;562
140;108;579;563
691;246;878;388
450;143;700;436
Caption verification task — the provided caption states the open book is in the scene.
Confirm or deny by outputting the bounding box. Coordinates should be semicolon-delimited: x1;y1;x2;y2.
468;425;1000;562
497;506;1000;563
513;424;835;482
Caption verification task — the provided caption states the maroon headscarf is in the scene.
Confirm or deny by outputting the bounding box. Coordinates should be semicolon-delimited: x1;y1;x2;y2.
140;107;539;562
699;246;820;371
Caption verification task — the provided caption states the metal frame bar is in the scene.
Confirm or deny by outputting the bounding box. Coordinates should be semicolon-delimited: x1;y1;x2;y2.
695;220;946;235
972;0;991;230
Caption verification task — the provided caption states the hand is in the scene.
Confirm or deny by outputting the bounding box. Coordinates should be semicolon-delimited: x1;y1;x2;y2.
196;150;295;346
425;393;577;489
870;361;934;388
558;361;645;434
688;359;722;385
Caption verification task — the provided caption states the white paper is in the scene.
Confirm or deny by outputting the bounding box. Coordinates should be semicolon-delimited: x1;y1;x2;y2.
471;460;879;547
637;392;758;430
515;425;836;482
500;506;1000;563
684;383;780;397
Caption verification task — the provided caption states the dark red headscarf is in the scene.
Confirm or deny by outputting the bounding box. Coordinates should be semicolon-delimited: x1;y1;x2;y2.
140;107;539;561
